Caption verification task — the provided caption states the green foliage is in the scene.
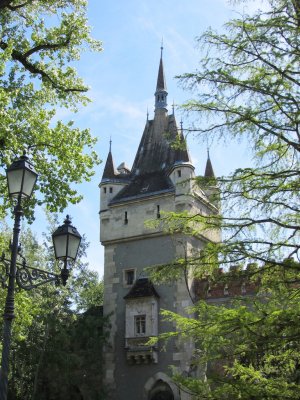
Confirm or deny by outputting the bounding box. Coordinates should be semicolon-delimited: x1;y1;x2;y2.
0;221;106;399
177;0;300;266
159;263;300;399
150;0;300;398
0;0;102;219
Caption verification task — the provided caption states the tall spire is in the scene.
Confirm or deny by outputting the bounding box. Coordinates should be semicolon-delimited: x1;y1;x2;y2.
204;149;215;178
155;45;168;111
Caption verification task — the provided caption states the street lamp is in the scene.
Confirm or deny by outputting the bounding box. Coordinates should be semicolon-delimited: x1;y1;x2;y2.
0;152;81;400
52;215;82;286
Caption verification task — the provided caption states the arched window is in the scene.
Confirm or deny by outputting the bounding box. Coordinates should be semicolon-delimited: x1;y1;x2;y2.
149;380;174;400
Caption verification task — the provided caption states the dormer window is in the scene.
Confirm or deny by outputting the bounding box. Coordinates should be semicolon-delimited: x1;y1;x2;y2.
124;278;159;364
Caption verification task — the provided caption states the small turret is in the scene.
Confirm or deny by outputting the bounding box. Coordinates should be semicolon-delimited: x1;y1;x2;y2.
99;142;130;213
203;150;220;207
204;151;215;178
168;119;195;195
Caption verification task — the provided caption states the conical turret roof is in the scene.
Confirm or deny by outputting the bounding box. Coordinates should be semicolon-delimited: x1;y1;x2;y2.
102;150;116;181
204;152;215;178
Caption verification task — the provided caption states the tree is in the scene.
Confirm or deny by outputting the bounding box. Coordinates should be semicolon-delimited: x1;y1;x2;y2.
0;0;102;219
175;0;300;268
0;219;106;399
152;1;300;398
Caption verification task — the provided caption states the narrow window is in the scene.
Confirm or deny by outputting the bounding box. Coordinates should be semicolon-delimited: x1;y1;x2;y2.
224;284;229;296
124;211;128;224
157;205;160;219
109;187;113;193
241;282;246;295
135;315;146;336
207;284;212;298
103;187;107;194
125;269;134;285
177;170;181;178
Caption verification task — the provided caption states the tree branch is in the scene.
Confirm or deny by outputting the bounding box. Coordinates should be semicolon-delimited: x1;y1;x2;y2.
0;40;87;93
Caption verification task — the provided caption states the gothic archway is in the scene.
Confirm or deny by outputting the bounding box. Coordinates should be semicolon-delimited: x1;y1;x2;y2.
149;380;174;400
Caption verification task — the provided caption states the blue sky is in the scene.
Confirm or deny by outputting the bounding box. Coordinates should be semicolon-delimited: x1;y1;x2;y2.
31;0;263;278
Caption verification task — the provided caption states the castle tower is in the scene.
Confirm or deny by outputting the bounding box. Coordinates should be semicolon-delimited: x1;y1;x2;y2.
100;49;220;400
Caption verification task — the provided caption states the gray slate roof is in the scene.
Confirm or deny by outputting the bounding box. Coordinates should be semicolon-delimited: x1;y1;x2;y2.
101;52;195;203
124;278;160;299
204;156;215;178
102;151;116;180
156;56;167;91
109;114;191;203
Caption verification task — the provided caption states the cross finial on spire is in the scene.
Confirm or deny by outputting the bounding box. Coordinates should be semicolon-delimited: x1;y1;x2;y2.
146;107;149;121
180;118;183;132
161;38;163;58
109;137;112;152
172;100;175;115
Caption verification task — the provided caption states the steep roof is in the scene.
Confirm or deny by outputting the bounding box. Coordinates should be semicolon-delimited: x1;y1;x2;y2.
101;150;131;185
156;55;167;91
124;278;160;299
131;115;190;176
101;151;116;180
204;154;215;178
105;50;193;203
111;171;174;204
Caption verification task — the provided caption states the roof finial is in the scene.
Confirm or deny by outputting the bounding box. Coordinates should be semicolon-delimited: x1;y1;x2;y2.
172;100;175;115
161;37;163;58
146;107;149;121
207;147;210;159
155;42;168;111
109;137;112;153
180;118;183;133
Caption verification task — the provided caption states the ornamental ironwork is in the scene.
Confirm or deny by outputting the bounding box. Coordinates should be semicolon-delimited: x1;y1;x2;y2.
0;252;60;291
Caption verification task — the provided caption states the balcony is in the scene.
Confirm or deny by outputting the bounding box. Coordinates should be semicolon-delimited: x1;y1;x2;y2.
125;337;158;364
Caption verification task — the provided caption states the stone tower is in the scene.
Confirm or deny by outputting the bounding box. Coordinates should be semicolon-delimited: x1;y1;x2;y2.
100;49;220;400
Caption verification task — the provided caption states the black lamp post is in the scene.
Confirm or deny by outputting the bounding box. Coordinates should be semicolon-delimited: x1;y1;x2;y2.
0;152;81;400
52;215;82;286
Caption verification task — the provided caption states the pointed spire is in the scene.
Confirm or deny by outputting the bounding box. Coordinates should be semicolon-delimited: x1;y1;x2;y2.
102;140;116;180
155;45;168;111
204;149;215;178
156;48;167;91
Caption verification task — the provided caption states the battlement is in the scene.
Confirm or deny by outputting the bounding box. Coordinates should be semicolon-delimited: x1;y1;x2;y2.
193;264;259;301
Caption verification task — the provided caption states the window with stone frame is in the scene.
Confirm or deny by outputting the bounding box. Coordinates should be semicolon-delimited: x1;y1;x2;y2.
135;315;146;336
124;269;135;286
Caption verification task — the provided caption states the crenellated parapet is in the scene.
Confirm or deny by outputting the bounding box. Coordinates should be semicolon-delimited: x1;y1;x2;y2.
193;264;259;302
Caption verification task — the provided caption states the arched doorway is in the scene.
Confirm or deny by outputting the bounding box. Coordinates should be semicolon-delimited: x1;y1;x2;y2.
149;380;174;400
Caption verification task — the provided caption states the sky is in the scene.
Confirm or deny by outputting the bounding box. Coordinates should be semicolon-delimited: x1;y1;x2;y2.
29;0;264;278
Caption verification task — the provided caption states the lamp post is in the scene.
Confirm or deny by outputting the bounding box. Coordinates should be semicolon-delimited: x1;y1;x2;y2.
0;152;81;400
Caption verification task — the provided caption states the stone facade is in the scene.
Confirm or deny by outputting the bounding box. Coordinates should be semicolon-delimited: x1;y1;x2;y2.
100;50;220;400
